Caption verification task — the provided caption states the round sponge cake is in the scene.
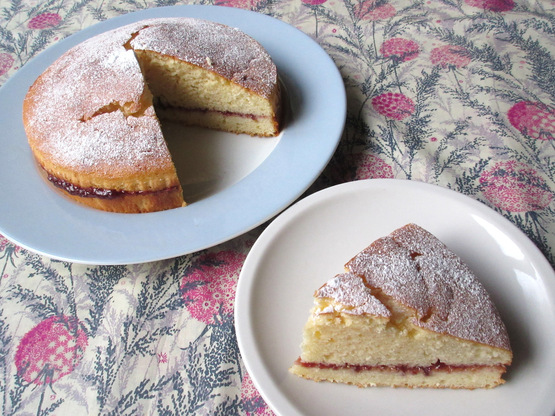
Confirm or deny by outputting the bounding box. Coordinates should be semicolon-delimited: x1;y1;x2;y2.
23;18;281;213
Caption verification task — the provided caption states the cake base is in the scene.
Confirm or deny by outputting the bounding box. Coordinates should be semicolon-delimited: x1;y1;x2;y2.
289;361;507;389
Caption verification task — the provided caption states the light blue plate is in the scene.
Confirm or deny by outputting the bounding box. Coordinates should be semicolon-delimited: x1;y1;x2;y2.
0;5;346;265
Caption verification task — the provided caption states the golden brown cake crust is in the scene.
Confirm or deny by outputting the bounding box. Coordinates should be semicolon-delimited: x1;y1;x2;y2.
315;273;391;317
291;224;512;389
22;26;171;179
129;18;279;99
22;18;280;213
345;223;511;351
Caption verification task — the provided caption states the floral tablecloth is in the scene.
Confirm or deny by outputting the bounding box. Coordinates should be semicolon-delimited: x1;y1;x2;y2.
0;0;554;415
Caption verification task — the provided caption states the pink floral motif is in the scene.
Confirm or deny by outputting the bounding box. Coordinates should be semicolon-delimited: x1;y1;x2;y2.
464;0;514;12
28;13;62;29
372;92;415;120
15;315;88;385
380;38;420;62
507;101;554;140
182;250;245;325
301;0;327;4
0;53;14;77
0;236;11;251
213;0;264;8
241;371;275;415
354;1;396;21
430;45;471;68
355;153;394;179
479;160;553;212
0;236;20;257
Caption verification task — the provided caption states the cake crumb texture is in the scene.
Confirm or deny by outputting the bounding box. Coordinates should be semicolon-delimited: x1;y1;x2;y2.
290;224;512;389
22;18;281;213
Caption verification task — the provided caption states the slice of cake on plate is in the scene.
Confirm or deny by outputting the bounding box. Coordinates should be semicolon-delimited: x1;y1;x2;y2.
290;223;512;389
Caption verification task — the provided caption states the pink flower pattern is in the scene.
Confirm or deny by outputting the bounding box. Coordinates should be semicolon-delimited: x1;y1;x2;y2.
507;101;555;141
182;250;245;325
158;352;168;364
380;38;420;62
479;160;553;212
28;13;62;29
0;0;554;413
431;45;472;68
213;0;265;8
0;53;14;77
354;1;396;21
15;316;88;385
355;153;394;179
241;371;275;415
372;92;415;120
464;0;515;12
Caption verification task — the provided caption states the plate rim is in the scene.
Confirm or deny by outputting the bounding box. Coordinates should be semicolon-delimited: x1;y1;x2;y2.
0;5;346;265
235;178;555;416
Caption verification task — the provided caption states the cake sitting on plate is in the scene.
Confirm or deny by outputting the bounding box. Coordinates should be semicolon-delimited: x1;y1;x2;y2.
23;17;281;213
290;223;512;389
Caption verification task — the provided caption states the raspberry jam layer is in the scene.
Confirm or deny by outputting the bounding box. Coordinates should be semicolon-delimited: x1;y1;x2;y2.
47;172;178;199
294;358;504;376
156;102;270;121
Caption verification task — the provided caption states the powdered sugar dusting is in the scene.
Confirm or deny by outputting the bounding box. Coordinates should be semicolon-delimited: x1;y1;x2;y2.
346;224;511;350
23;18;277;175
24;21;171;174
347;236;430;318
130;18;277;98
315;273;391;317
46;109;172;175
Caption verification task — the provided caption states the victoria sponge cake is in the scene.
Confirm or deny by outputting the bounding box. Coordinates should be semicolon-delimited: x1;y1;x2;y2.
23;17;281;213
290;224;512;389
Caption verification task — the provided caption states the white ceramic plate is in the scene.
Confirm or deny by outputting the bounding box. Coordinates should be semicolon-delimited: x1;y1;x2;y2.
235;179;555;416
0;5;345;265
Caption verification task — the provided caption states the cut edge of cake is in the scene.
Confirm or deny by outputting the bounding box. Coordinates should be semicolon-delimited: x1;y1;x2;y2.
22;18;281;213
289;224;513;389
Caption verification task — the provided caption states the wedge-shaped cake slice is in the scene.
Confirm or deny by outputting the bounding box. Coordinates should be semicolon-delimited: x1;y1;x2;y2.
290;224;512;389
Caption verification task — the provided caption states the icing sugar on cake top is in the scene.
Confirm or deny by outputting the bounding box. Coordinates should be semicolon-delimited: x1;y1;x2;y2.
24;18;278;175
23;22;167;175
315;273;391;316
22;17;282;213
130;18;277;98
346;223;511;350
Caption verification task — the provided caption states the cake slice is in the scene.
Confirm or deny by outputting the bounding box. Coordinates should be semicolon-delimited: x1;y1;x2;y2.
290;224;512;389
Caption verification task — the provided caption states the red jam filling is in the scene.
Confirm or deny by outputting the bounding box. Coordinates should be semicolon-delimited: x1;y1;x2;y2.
46;173;178;199
295;358;503;376
156;102;264;121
